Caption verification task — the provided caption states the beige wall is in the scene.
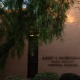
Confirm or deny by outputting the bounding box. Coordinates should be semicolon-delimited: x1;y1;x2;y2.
2;41;28;79
38;1;80;76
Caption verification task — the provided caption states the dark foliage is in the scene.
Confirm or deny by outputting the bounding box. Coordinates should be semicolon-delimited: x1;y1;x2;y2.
59;73;80;80
33;72;59;80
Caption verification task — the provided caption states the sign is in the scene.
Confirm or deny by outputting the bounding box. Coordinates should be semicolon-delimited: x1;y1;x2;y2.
42;56;80;67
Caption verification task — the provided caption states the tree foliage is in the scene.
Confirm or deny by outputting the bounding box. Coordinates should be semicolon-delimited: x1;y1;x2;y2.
0;0;74;69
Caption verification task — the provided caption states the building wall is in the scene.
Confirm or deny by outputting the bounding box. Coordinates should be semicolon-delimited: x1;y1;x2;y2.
2;41;28;79
38;1;80;76
1;0;80;79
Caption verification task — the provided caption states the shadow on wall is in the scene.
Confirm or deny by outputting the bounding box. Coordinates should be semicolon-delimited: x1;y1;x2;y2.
59;73;80;80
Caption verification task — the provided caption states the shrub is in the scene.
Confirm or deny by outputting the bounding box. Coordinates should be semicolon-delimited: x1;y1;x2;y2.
33;72;59;80
59;73;80;80
5;75;26;80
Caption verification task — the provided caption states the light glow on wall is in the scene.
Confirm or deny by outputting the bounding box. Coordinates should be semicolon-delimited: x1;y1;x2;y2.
66;14;75;23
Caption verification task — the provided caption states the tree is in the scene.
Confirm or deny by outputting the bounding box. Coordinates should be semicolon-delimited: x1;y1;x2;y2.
0;0;74;77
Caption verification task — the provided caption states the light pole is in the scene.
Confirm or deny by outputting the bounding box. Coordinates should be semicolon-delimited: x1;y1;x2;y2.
27;33;39;78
